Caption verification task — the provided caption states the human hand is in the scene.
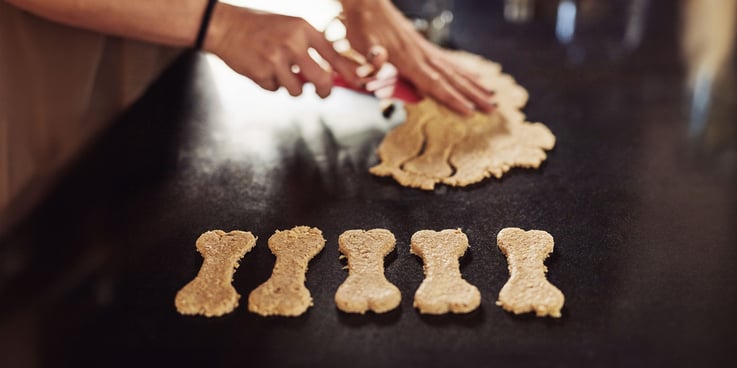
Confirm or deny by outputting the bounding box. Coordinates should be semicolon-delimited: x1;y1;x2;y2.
340;0;496;116
204;3;363;98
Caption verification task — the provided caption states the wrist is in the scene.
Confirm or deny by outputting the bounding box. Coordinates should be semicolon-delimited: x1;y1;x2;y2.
202;1;230;54
194;0;218;50
340;0;385;11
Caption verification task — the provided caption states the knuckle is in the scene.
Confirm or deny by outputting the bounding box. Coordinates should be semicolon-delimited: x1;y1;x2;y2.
258;80;277;91
252;70;271;83
428;83;448;97
282;16;308;36
262;47;281;64
314;84;330;97
289;17;309;29
286;39;306;54
315;81;331;96
427;71;442;82
315;72;332;87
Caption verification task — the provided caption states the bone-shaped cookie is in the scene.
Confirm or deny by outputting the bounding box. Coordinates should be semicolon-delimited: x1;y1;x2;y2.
496;227;564;318
335;229;401;314
411;229;481;314
175;230;257;317
248;226;326;317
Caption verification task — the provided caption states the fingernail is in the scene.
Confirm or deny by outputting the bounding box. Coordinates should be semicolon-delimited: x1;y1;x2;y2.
367;45;385;61
462;103;475;116
367;50;379;61
356;64;374;78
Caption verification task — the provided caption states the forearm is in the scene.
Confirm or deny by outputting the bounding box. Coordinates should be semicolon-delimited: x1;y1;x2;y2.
5;0;208;47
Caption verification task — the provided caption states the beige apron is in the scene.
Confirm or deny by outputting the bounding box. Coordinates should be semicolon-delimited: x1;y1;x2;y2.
0;3;181;233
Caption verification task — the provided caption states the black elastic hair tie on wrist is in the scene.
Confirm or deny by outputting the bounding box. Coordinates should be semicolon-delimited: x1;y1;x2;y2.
195;0;219;50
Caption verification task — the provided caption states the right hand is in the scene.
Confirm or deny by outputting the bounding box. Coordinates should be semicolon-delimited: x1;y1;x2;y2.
340;0;496;116
203;3;362;98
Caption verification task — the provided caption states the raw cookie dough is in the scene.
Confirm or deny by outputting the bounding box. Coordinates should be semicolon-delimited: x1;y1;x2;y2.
496;227;564;318
444;114;555;186
411;229;481;314
371;51;555;190
402;107;469;189
369;99;434;181
335;229;401;314
175;230;257;317
248;226;326;317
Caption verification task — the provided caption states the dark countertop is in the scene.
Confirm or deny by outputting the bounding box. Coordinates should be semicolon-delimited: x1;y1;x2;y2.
1;1;736;367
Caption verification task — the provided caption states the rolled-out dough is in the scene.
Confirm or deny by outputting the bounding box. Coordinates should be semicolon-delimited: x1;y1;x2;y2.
370;51;555;190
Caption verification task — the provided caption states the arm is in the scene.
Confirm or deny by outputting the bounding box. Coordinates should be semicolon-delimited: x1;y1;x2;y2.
5;0;362;98
6;0;493;113
5;0;204;47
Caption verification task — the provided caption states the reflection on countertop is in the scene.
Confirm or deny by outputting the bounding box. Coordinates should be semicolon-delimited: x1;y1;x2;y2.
495;0;737;175
681;0;737;173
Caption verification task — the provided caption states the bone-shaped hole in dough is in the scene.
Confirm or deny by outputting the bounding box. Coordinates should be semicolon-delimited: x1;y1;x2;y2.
248;226;326;317
369;100;434;179
335;229;401;314
496;227;564;318
175;230;257;317
411;229;481;314
402;115;467;180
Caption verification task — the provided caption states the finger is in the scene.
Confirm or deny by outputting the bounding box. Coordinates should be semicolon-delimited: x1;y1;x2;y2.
354;44;386;80
434;52;495;95
295;53;333;98
356;63;375;78
428;58;496;113
274;60;303;97
408;62;475;116
365;76;397;92
338;47;368;65
366;45;388;71
253;75;279;92
432;79;475;117
305;27;363;87
361;63;398;93
456;67;495;95
374;62;398;82
436;63;494;112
